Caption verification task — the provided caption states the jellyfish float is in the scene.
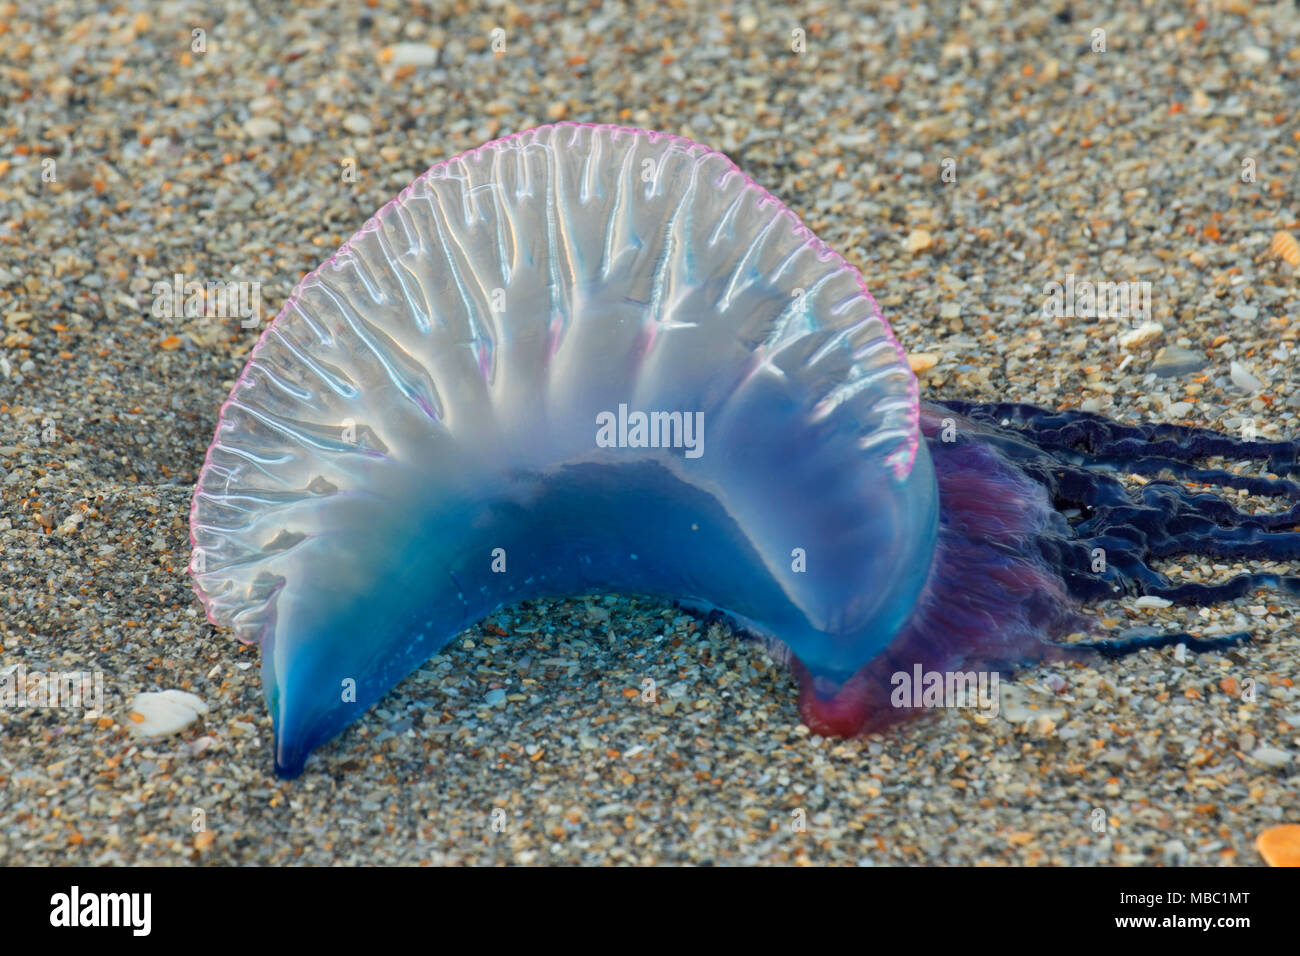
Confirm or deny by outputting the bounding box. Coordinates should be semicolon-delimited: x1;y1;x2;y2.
188;123;1300;777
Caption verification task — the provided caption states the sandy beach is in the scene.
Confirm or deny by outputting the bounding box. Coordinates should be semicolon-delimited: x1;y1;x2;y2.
1;0;1297;865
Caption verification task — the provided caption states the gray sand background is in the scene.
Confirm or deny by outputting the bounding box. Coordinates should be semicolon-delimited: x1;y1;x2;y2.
1;0;1298;864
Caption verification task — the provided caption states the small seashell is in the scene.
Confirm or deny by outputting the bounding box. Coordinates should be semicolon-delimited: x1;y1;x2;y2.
907;352;939;373
1256;825;1300;867
127;690;209;738
1269;230;1300;267
383;43;439;68
1133;595;1173;609
1117;322;1164;350
1230;360;1263;393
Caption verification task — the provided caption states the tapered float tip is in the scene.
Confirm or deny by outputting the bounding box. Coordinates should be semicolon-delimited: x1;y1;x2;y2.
273;731;309;779
266;670;315;779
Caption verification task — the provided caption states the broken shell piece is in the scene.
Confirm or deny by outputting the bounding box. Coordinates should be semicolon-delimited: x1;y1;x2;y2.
1117;322;1164;350
1230;360;1264;394
907;352;940;373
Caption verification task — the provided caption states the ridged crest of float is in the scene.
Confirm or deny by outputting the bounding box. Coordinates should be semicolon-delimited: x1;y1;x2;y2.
188;123;934;776
190;123;920;639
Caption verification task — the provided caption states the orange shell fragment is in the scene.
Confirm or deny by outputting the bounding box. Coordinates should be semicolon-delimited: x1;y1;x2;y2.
1256;824;1300;866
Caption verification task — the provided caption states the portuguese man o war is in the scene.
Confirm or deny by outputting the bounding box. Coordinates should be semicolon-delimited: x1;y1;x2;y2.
188;123;1300;778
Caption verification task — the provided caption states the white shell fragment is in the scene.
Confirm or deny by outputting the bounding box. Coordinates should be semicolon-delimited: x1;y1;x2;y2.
386;43;439;68
1230;360;1264;394
127;690;209;738
1117;322;1164;350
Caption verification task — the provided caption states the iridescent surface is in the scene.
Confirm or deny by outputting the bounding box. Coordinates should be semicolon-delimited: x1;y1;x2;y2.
189;124;934;777
190;123;1300;779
